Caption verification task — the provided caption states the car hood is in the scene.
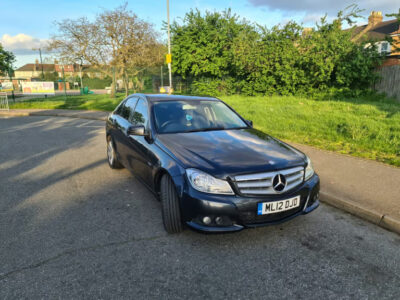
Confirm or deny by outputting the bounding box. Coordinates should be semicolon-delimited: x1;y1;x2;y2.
156;128;306;178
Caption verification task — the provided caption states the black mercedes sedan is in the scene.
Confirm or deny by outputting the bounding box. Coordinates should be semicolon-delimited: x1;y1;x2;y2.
106;94;320;233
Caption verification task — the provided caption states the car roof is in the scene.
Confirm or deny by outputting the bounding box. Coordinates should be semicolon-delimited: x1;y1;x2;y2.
132;93;218;102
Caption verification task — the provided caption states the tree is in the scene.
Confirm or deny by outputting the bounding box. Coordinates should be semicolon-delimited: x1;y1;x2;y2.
171;9;252;79
171;6;382;96
49;3;163;97
0;43;15;77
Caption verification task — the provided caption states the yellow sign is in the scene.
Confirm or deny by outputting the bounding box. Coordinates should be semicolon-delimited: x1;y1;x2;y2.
21;82;55;94
0;82;13;92
166;54;172;64
159;86;173;94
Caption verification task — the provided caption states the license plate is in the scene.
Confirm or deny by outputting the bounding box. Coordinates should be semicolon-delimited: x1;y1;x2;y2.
257;196;301;215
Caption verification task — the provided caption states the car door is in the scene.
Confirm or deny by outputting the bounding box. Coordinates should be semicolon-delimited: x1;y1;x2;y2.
113;97;138;167
124;98;154;185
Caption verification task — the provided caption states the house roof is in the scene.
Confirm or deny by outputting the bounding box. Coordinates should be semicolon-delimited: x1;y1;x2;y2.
15;63;100;73
15;64;56;72
351;19;400;41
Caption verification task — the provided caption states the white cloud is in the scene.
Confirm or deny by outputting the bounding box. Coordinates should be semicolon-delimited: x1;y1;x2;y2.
302;14;335;25
1;34;49;55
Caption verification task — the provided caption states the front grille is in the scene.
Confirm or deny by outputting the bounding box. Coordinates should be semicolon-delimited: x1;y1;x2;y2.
233;166;304;196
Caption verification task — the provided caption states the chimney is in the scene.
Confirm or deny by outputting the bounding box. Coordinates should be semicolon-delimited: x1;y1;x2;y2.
368;11;382;27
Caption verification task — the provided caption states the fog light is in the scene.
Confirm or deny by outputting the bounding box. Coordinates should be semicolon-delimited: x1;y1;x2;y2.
202;216;212;225
215;216;223;225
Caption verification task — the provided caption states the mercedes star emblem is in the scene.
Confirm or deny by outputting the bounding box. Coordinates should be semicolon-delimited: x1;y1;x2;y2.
272;174;286;192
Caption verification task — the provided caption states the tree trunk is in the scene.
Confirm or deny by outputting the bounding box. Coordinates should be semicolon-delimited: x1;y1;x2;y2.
110;67;116;98
110;81;116;98
124;70;129;97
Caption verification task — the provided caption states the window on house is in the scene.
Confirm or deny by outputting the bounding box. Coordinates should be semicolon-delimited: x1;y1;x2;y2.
381;42;390;54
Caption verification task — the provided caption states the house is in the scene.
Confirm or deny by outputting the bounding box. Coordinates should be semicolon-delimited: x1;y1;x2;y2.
351;11;400;66
14;60;105;80
14;60;57;79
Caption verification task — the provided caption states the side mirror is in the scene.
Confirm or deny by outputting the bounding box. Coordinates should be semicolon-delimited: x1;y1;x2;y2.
127;125;147;136
246;120;253;128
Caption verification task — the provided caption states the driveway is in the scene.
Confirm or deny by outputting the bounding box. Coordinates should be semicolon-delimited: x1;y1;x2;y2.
1;116;399;299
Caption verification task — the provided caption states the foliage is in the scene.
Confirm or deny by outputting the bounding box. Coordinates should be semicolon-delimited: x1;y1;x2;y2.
171;7;384;97
171;9;252;78
43;71;60;82
82;77;112;89
10;93;400;166
49;3;163;97
0;43;15;76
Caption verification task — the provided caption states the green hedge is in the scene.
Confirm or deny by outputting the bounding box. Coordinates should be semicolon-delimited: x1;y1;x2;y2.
171;8;384;97
82;77;112;89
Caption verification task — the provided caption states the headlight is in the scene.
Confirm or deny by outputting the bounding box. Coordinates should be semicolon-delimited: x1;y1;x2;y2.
305;156;315;181
186;168;234;195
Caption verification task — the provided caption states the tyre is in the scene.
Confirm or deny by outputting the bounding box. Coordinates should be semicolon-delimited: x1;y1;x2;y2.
160;174;183;233
107;136;123;169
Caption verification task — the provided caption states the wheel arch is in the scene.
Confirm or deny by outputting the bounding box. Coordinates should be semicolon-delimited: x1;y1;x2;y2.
154;167;185;199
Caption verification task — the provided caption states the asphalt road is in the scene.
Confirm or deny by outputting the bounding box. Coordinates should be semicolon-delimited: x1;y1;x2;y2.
1;116;399;299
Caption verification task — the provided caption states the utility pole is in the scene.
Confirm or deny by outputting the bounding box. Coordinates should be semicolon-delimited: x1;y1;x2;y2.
32;48;44;79
167;0;172;94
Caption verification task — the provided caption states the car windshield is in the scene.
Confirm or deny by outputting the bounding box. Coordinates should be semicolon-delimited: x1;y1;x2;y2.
153;100;249;134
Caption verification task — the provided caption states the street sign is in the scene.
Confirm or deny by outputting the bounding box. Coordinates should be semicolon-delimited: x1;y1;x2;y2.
166;54;172;64
159;86;173;94
0;82;14;92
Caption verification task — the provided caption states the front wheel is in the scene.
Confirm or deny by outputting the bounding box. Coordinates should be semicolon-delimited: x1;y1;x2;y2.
160;175;183;233
107;136;123;169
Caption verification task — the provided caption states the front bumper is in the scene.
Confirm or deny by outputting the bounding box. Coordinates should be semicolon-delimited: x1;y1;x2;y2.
181;174;320;233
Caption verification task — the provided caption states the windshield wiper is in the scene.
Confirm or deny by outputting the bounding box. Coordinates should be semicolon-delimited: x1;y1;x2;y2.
184;126;226;133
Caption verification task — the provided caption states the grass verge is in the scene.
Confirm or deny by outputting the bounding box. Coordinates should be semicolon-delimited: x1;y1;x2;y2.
9;93;400;166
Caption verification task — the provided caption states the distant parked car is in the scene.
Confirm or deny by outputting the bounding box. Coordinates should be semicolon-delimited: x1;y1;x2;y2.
106;94;320;233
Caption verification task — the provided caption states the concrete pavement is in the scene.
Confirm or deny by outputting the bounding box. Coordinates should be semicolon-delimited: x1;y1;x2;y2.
1;116;400;298
1;109;399;235
294;143;400;234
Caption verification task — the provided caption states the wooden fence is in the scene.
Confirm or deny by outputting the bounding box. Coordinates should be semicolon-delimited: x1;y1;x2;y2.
374;65;400;101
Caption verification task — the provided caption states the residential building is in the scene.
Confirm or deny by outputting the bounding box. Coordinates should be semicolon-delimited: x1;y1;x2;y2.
14;60;105;80
352;11;400;65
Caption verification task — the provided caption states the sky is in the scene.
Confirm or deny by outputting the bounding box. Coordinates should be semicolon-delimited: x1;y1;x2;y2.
1;0;399;68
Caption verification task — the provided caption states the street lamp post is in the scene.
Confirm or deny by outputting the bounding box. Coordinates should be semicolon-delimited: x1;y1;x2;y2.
167;0;172;94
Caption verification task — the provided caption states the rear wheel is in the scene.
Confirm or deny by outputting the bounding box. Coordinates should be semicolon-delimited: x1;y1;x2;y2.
107;136;123;169
160;174;183;233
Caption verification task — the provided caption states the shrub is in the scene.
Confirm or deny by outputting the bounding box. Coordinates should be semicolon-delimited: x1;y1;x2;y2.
171;7;384;97
82;77;112;89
